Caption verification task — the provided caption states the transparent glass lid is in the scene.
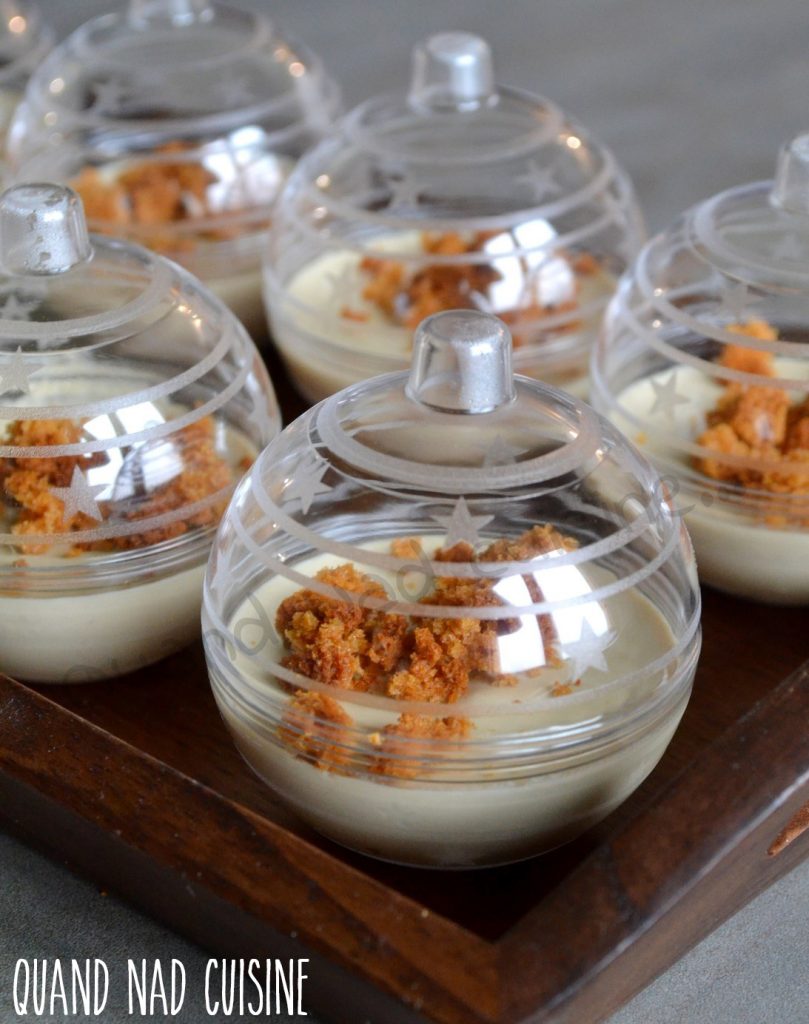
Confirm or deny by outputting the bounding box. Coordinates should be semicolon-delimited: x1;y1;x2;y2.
298;30;638;225
315;309;604;486
205;310;700;750
592;132;809;522
0;183;279;573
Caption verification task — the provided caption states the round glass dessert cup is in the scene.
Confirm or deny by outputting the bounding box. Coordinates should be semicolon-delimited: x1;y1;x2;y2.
262;31;645;405
7;0;341;339
203;309;701;869
592;132;809;605
0;0;51;155
0;183;280;684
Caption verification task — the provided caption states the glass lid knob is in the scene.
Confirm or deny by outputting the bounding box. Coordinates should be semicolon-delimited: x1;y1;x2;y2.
406;309;516;414
0;183;92;277
408;31;495;111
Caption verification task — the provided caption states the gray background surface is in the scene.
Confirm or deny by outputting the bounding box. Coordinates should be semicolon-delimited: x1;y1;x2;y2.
2;1;808;1022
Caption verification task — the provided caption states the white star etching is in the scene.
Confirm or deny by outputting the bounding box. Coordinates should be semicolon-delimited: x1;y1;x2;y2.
771;234;804;262
481;435;521;467
51;467;106;525
325;260;360;307
516;160;562;202
284;457;331;514
431;497;493;548
0;293;41;321
649;372;689;421
0;348;45;397
717;281;750;320
566;621;615;680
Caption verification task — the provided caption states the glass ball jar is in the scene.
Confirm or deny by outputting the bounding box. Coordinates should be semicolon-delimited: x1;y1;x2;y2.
204;309;700;868
592;133;809;604
0;182;280;682
263;31;644;404
8;0;341;340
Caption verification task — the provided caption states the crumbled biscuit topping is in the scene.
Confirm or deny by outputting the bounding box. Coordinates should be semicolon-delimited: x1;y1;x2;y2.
275;524;578;776
370;714;473;779
1;415;237;554
550;679;582;697
278;690;354;772
695;320;809;502
71;142;253;254
349;232;599;347
276;563;409;693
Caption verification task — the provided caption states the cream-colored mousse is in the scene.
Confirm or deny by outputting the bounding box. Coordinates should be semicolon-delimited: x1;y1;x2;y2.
1;558;209;683
1;403;255;684
271;235;614;403
612;362;809;604
213;537;686;867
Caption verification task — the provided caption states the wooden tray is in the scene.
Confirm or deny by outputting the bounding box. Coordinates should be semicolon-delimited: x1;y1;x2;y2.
1;357;809;1023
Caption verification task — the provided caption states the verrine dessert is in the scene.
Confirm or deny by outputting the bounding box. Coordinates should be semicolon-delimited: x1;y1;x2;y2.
8;0;341;339
0;183;280;682
593;133;809;603
204;310;701;867
264;32;643;402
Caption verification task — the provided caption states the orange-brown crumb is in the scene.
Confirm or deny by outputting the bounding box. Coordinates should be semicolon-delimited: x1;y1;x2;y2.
339;306;370;323
550;679;582;697
276;564;408;692
694;325;809;501
278;689;354;771
371;713;473;778
1;416;235;554
719;320;777;378
786;400;809;453
760;449;809;495
480;523;578;561
722;386;790;448
695;423;754;483
571;251;600;276
389;537;423;559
